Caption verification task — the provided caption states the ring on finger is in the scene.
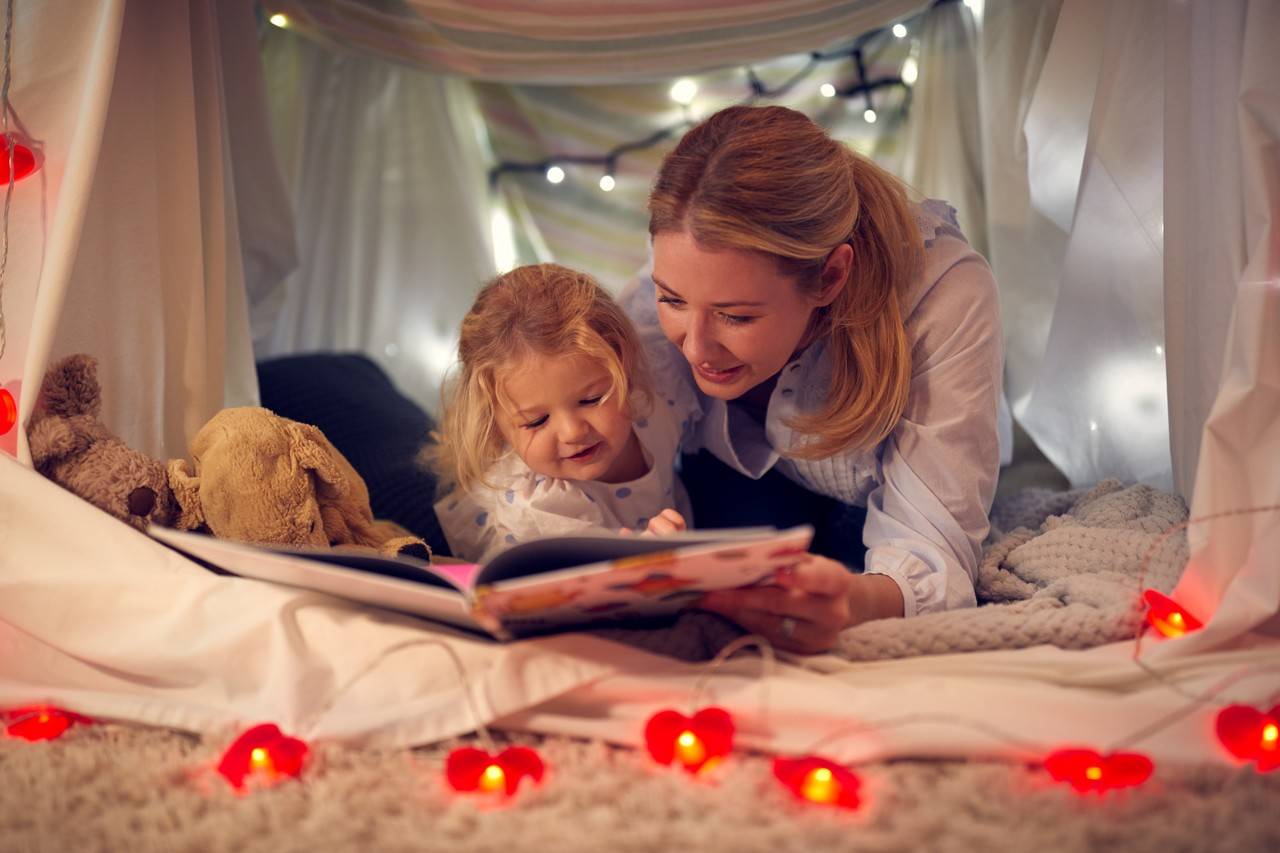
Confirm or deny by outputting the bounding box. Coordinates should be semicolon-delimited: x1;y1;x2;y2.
780;616;797;639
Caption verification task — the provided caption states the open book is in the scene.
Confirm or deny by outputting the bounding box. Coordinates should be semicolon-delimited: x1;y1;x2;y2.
148;525;814;640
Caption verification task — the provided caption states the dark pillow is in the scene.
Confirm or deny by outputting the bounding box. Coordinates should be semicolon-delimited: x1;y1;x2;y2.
256;353;450;556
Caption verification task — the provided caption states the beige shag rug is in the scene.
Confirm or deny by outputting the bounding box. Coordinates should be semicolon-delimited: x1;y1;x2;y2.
3;723;1279;853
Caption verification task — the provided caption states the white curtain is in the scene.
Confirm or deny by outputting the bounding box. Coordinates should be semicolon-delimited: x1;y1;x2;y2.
1160;0;1280;654
258;27;495;413
264;0;927;84
896;0;985;256
3;0;275;464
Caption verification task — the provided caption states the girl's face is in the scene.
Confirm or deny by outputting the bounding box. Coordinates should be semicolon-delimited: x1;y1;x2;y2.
651;230;845;400
495;351;640;484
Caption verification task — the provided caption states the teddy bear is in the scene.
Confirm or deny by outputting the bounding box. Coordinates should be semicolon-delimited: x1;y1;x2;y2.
27;354;180;530
166;406;430;560
28;353;430;561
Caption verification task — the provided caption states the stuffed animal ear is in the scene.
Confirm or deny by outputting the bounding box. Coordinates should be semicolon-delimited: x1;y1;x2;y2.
38;354;101;419
166;459;206;530
286;422;348;499
27;416;91;470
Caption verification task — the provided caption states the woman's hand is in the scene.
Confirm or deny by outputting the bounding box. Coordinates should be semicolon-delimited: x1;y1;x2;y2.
696;554;904;653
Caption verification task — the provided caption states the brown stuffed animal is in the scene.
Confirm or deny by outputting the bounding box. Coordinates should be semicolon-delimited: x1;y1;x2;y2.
27;354;180;530
167;407;429;559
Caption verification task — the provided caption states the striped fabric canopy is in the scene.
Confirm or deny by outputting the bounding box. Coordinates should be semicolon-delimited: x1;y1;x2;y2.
263;0;928;83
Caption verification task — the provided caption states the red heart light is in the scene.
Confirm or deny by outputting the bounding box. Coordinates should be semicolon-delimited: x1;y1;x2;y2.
644;707;734;774
1215;704;1280;772
0;134;38;184
773;755;861;809
0;387;17;437
446;745;545;796
1142;589;1203;638
1043;748;1153;793
3;705;92;741
216;723;309;790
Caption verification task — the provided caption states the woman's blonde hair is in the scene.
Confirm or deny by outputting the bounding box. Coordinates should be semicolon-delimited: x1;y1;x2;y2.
427;263;651;493
648;105;923;460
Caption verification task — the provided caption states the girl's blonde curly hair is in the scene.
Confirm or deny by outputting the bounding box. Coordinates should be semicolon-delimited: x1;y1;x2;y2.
425;263;652;494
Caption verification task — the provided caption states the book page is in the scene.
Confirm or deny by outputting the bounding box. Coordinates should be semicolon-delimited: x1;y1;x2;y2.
474;526;813;636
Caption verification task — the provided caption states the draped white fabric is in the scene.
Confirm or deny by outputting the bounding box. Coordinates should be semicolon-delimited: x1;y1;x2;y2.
2;0;273;463
258;26;495;412
264;0;928;84
1017;0;1170;490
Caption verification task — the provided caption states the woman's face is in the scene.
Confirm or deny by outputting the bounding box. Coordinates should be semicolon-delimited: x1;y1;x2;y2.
651;230;842;400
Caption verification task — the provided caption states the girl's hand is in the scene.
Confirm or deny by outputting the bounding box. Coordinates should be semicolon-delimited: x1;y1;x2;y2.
696;553;904;653
644;508;686;536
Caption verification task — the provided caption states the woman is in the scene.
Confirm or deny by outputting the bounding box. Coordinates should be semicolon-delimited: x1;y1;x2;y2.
621;105;1004;653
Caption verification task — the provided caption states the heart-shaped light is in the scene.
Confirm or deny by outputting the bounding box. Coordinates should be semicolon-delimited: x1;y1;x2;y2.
1142;589;1203;638
644;707;734;774
1215;704;1280;772
1043;748;1153;793
216;723;309;790
0;387;16;437
3;705;91;742
0;134;38;184
446;745;545;796
773;755;861;809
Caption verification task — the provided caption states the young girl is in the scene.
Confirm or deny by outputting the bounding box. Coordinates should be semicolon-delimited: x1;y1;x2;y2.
430;263;696;563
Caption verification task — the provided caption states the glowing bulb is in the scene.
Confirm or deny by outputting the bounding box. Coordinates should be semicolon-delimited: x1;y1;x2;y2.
820;82;836;98
1089;420;1099;432
863;108;878;123
598;174;615;192
1263;723;1278;747
902;57;919;85
1085;765;1102;781
801;767;837;803
669;78;698;105
675;730;706;766
1155;345;1164;356
892;23;908;38
479;764;506;791
250;747;271;770
545;165;565;184
269;13;288;28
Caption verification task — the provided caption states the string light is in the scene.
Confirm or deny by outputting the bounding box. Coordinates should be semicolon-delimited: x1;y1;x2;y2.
863;108;878;123
669;78;698;106
1216;704;1280;772
773;756;861;809
902;56;919;85
216;723;309;791
488;23;913;191
1142;589;1203;638
269;13;288;28
598;174;615;192
446;745;546;795
0;385;14;435
645;707;735;774
3;706;91;741
892;23;908;38
1043;748;1153;794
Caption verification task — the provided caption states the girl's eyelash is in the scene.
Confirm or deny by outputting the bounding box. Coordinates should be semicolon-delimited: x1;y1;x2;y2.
580;395;604;406
657;295;683;306
720;314;755;325
521;415;548;429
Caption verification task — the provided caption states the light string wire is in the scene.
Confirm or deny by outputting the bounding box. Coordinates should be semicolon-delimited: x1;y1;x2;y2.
789;664;1280;766
689;633;776;726
0;0;15;361
486;22;911;189
301;637;496;752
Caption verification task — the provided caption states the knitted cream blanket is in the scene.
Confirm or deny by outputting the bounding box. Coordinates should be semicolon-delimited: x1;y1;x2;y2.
596;481;1190;662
